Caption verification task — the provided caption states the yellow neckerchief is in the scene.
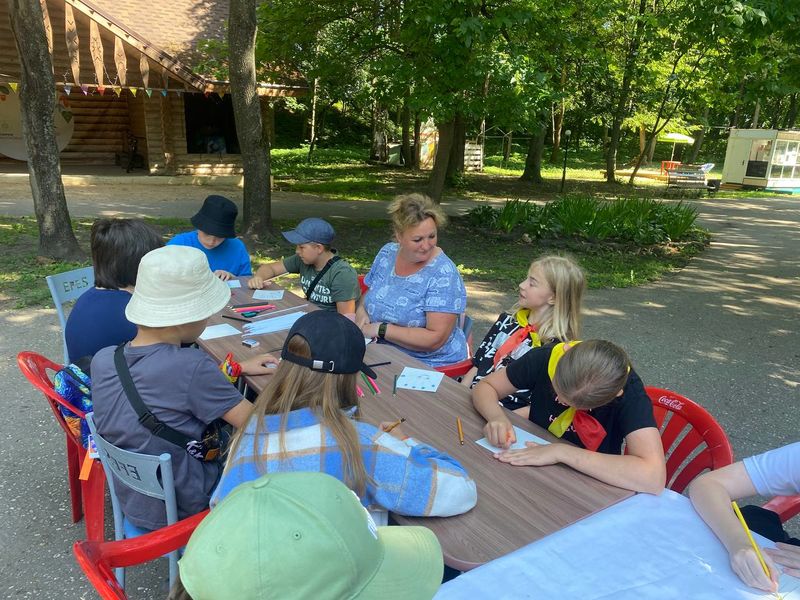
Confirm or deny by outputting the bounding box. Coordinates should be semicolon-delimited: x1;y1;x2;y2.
515;309;542;348
547;341;582;438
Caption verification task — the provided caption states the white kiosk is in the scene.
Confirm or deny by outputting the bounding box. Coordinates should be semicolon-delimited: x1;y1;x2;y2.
721;128;800;191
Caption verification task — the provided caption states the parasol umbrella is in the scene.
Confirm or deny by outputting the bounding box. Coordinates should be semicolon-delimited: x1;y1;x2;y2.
657;132;696;161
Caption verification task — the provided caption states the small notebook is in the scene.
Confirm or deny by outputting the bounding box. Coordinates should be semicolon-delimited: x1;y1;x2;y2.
199;323;241;340
476;426;551;452
253;289;285;301
226;280;242;288
395;367;445;393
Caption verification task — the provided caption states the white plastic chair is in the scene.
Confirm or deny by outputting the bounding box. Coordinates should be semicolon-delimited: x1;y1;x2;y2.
85;413;179;590
45;266;94;364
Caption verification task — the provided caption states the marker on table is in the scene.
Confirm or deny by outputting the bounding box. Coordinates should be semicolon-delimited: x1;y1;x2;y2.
392;374;398;397
222;314;251;324
457;417;464;445
384;417;405;433
731;501;782;598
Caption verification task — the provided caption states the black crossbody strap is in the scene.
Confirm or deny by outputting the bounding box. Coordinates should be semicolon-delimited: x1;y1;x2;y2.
305;255;341;300
113;344;193;449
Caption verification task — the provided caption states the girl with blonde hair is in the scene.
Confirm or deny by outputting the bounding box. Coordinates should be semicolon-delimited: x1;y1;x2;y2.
463;255;586;410
472;339;666;494
212;310;477;519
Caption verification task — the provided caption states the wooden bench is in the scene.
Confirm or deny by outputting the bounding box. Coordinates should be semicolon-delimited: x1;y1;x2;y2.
666;163;715;189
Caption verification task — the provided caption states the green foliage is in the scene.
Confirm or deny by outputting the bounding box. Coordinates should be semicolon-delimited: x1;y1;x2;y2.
466;195;705;246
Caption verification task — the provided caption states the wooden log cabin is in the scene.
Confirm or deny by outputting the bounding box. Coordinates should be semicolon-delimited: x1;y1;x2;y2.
0;0;304;175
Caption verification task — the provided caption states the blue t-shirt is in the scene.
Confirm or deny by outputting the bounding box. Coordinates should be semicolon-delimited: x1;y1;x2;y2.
364;242;467;367
167;230;252;276
65;287;137;362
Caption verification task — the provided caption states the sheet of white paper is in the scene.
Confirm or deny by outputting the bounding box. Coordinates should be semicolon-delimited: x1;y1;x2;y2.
365;337;373;345
475;426;551;452
395;367;445;393
243;311;306;335
252;289;284;301
199;323;241;340
226;280;242;288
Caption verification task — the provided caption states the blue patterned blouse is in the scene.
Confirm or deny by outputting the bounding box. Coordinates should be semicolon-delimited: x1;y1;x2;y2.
364;242;468;367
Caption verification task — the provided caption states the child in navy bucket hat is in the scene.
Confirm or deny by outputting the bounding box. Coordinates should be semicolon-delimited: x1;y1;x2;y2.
248;217;360;318
168;195;252;281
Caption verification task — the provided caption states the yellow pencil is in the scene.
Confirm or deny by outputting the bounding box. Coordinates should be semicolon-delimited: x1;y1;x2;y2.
456;417;464;445
384;417;405;433
731;501;781;598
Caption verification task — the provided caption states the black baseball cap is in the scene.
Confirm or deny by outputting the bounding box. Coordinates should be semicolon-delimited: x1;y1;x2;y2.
281;311;376;379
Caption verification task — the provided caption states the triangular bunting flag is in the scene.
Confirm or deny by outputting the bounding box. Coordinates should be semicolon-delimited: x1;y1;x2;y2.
81;84;89;95
113;86;122;97
64;85;72;95
129;87;138;97
217;90;225;98
145;88;153;97
97;85;106;95
9;82;19;93
175;89;183;96
161;89;168;97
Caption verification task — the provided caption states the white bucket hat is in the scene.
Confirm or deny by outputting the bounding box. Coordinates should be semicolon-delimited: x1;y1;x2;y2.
125;245;231;327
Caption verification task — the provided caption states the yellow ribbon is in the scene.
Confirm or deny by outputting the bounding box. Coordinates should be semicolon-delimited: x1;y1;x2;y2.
515;309;543;348
547;341;582;437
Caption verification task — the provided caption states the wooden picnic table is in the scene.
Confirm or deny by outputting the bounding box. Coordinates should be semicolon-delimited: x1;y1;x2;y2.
198;279;634;571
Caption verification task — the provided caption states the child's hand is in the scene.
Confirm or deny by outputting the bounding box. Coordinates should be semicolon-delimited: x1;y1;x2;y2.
495;441;563;466
239;354;279;375
248;276;266;289
483;419;515;448
214;269;234;281
379;421;408;441
764;542;800;577
731;545;780;592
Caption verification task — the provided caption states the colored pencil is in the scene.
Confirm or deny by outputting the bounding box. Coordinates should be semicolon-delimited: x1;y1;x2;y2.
360;372;376;394
222;314;251;324
368;375;381;394
456;417;464;445
392;374;398;396
366;361;391;368
385;418;406;433
731;501;781;598
356;385;364;398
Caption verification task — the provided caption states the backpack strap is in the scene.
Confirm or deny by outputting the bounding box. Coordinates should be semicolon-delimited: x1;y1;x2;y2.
305;255;341;300
113;344;193;450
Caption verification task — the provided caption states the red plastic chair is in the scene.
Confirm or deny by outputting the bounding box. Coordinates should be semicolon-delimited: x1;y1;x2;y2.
645;386;734;493
73;509;209;600
762;495;800;522
17;351;106;541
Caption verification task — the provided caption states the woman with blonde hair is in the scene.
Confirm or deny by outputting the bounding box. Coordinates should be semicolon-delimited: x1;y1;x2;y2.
356;193;468;367
462;255;586;410
212;310;477;520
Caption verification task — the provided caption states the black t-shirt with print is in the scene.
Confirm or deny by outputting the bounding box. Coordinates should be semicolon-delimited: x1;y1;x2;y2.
471;311;557;410
505;345;657;455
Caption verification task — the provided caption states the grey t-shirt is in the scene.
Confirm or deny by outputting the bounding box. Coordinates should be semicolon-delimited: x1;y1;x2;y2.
283;253;360;311
90;343;243;530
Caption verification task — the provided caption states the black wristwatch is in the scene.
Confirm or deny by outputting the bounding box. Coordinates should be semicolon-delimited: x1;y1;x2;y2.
378;322;388;340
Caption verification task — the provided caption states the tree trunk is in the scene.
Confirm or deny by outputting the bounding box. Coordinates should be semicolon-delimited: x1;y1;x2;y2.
785;93;798;129
428;118;455;203
229;0;271;236
446;112;465;182
520;124;546;184
606;0;647;183
413;113;421;169
639;124;646;155
502;132;512;168
401;98;412;167
307;75;319;161
646;134;657;163
751;98;760;129
686;109;708;163
8;0;83;260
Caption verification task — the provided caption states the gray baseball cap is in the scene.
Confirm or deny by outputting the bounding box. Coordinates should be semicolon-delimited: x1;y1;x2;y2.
282;218;335;245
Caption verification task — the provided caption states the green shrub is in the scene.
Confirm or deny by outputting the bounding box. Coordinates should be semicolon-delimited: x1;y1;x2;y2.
660;201;699;240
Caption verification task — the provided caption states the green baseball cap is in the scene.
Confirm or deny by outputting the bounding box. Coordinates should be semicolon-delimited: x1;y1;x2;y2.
178;472;444;600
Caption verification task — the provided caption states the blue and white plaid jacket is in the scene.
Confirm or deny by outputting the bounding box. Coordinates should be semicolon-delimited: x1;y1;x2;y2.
211;407;477;517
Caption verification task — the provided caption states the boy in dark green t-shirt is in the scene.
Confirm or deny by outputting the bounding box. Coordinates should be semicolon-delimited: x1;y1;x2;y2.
248;218;360;318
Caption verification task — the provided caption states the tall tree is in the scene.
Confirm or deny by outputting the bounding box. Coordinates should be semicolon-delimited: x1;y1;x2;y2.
8;0;83;260
229;0;271;236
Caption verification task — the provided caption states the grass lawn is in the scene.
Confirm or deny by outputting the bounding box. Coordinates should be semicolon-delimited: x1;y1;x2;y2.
0;214;705;310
